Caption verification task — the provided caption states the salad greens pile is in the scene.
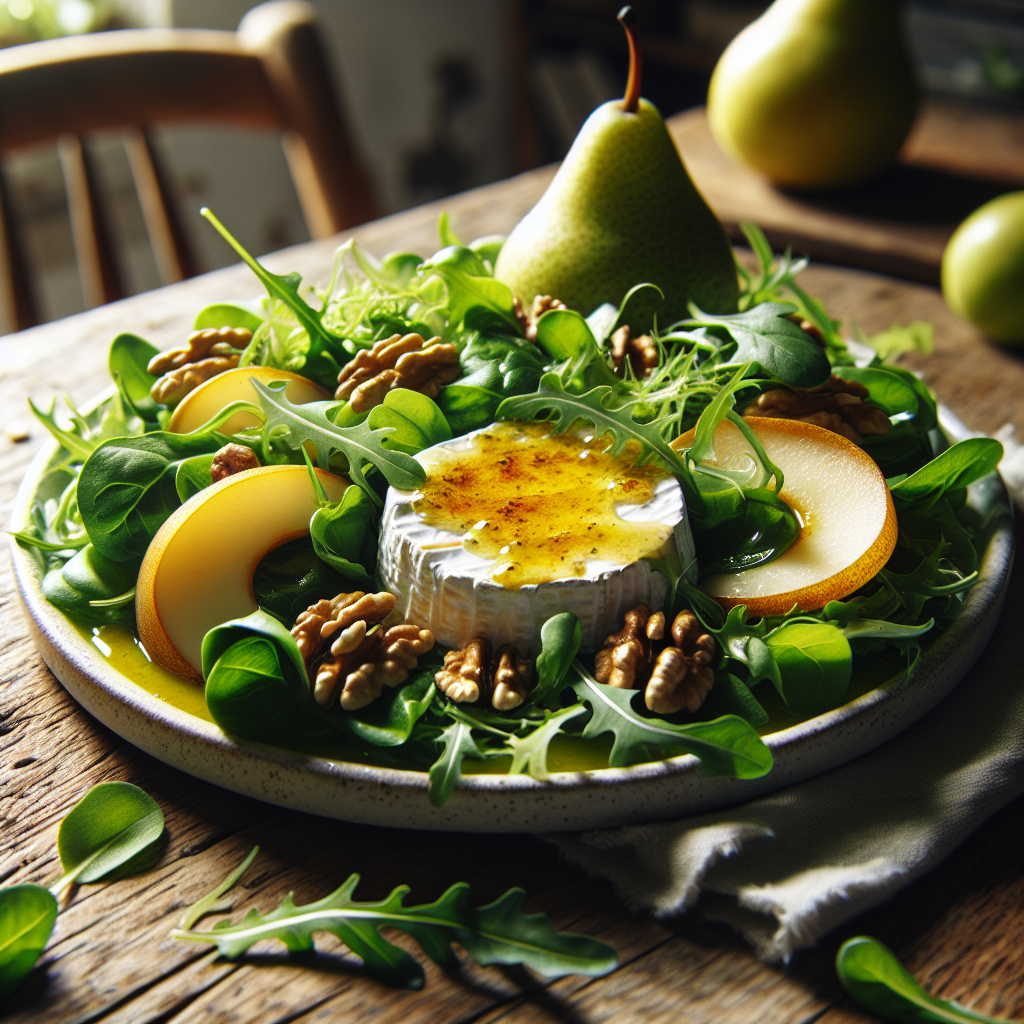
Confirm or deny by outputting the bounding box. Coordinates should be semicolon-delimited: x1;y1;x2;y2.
15;215;1004;806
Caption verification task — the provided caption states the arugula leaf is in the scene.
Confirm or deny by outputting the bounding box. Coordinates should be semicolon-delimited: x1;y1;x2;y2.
840;619;934;643
714;606;781;689
109;333;160;424
201;209;344;388
682;302;831;388
700;671;769;727
532;612;583;707
29;397;107;463
863;321;934;362
251;380;425;501
428;720;486;807
505;704;588;780
172;854;616;989
178;846;260;931
836;936;1011;1023
0;885;58;1001
569;665;773;776
52;782;165;894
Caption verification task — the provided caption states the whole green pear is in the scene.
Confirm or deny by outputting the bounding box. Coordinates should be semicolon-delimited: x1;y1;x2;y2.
942;192;1024;346
707;0;918;190
494;13;737;326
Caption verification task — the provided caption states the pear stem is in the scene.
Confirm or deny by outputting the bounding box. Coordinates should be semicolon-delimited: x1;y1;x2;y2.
618;5;642;113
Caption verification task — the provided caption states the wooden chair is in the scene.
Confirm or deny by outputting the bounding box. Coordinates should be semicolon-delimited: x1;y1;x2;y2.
0;0;379;333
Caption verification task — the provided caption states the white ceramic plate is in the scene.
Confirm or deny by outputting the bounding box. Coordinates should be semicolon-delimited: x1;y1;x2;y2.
10;412;1014;833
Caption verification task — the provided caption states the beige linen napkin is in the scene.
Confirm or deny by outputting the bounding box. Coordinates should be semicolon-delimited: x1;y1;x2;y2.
547;451;1023;963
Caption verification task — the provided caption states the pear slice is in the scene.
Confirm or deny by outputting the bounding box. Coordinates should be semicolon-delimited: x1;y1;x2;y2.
136;465;349;682
168;366;330;436
675;416;897;614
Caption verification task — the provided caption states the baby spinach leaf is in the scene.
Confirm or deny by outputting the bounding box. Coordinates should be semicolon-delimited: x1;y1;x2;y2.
468;233;505;267
505;704;588;780
201;609;332;745
367;388;452;453
836;936;1010;1024
42;544;139;626
682;302;831;389
251;380;425;501
347;668;437;747
532;612;583;707
889;439;1003;511
174;454;215;502
193;302;265;333
78;432;227;561
764;622;852;717
436;383;502;434
0;885;58;1001
428;720;486;807
52;782;165;894
534;308;595;361
172;851;616;989
109;333;160;424
833;366;919;421
569;665;773;776
205;636;323;745
422;260;520;333
309;484;378;586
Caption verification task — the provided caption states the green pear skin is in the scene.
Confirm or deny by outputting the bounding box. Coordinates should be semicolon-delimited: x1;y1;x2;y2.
708;0;918;190
494;98;738;325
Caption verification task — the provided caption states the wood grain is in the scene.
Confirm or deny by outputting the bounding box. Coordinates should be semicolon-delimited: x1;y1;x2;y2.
1;165;1021;1023
670;103;1024;286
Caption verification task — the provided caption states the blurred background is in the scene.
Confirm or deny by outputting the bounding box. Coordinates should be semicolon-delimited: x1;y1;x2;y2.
1;0;1022;329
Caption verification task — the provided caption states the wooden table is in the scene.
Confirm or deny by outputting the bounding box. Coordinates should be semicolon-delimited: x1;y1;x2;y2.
1;167;1022;1024
670;103;1024;285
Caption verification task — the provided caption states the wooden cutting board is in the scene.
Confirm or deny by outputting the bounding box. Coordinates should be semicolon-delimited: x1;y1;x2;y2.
668;103;1024;285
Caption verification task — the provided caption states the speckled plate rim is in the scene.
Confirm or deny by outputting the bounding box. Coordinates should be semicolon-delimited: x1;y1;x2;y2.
9;403;1015;833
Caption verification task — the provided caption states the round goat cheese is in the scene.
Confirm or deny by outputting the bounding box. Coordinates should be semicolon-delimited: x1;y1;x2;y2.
378;422;694;654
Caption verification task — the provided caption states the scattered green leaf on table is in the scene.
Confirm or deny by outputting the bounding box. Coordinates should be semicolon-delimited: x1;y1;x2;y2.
178;846;260;931
53;782;165;893
0;885;58;1001
836;936;1012;1024
172;851;617;989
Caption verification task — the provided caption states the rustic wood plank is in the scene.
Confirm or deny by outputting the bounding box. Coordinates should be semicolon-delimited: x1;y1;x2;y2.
1;166;1021;1023
669;103;1024;285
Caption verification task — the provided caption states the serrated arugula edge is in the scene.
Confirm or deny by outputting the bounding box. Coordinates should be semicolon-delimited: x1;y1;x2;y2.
252;380;425;501
505;704;588;780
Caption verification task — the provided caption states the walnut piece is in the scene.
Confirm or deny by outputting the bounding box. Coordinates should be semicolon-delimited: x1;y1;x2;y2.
148;326;250;405
291;590;433;710
595;606;717;713
522;295;568;342
744;375;892;443
594;605;664;689
334;333;460;410
610;325;659;378
786;314;826;348
644;611;717;714
210;443;260;482
435;637;534;710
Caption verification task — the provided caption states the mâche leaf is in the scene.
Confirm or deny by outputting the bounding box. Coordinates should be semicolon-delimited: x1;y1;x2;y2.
764;622;852;717
532;612;583;707
836;936;1011;1024
172;850;617;989
0;885;58;1001
52;782;165;893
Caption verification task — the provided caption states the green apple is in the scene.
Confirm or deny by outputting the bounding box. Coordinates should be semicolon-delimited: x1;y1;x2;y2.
942;192;1024;346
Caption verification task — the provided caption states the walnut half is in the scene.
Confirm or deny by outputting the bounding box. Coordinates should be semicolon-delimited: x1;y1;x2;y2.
435;637;534;710
334;333;461;411
744;375;892;443
610;325;658;378
595;606;718;714
148;326;250;406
